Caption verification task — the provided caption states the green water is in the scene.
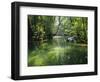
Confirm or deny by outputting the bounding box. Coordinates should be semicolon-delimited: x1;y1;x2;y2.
28;37;87;66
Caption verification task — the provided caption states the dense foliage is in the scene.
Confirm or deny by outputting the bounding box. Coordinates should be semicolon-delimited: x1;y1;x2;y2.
28;15;88;66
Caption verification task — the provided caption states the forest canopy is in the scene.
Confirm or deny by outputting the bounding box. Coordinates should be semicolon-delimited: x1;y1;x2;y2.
28;15;88;66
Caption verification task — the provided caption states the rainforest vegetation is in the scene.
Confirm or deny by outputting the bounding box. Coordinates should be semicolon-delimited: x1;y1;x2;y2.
28;15;88;66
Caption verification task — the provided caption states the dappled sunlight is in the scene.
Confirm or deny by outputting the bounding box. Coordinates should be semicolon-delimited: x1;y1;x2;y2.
53;47;65;55
28;42;87;66
33;57;47;66
28;15;88;66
